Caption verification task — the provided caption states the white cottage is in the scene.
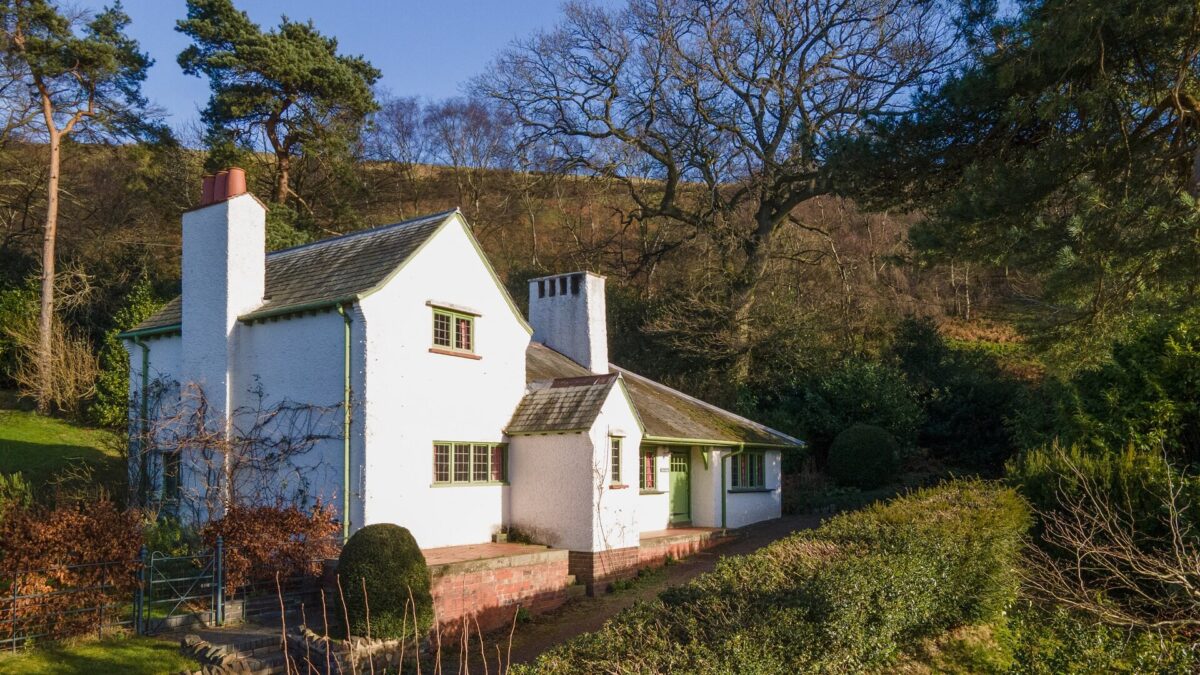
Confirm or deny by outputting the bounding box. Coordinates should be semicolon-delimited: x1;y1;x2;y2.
121;170;802;588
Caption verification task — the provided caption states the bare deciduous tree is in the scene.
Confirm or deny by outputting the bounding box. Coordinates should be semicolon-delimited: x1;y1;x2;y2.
480;0;959;380
1023;454;1200;632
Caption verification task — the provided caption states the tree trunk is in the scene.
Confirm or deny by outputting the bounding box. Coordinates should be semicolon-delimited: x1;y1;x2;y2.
275;151;290;204
728;211;778;384
37;126;60;413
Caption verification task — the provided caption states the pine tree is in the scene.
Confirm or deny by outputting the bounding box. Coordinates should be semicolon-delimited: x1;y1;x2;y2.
177;0;380;208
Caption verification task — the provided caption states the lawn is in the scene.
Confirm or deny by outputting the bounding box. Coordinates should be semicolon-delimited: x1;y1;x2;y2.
0;409;125;493
0;636;197;675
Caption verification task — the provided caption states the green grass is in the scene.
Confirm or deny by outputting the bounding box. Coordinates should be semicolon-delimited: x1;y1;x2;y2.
0;409;124;493
0;636;198;675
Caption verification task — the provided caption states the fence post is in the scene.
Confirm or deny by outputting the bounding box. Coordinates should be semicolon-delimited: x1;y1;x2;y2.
134;546;147;636
9;574;17;653
214;536;224;626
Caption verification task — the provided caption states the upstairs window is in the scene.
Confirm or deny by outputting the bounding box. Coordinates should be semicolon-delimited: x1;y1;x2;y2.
432;308;474;354
730;451;766;489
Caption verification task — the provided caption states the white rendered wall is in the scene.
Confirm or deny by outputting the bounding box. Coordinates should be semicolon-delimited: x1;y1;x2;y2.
180;194;265;418
508;432;596;551
723;450;783;529
230;311;352;518
636;447;670;532
690;447;722;528
527;273;608;374
358;214;530;549
587;384;643;551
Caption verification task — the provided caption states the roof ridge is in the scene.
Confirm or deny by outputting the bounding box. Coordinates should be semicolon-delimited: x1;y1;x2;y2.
267;208;460;259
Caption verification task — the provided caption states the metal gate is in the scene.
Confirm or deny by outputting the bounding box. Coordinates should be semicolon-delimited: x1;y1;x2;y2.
136;537;224;635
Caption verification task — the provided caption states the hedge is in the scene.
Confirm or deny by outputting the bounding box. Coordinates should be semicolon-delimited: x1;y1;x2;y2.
520;480;1031;673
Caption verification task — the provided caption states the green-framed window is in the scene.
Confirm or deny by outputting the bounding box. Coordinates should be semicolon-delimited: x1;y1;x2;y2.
640;450;656;490
731;451;766;489
433;441;507;485
432;308;474;353
610;436;622;484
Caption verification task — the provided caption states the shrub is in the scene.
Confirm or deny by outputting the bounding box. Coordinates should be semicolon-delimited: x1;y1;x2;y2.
787;359;924;463
1009;310;1200;465
335;523;433;640
1006;443;1200;542
891;318;1023;470
0;473;32;520
0;496;142;641
200;503;340;590
520;480;1030;673
1001;602;1197;674
89;277;163;427
827;423;900;488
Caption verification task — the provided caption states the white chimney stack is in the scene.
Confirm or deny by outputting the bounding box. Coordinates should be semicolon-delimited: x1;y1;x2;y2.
528;272;609;374
181;168;264;416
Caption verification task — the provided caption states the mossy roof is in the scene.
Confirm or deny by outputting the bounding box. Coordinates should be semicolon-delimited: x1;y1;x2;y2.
507;374;618;434
523;343;802;447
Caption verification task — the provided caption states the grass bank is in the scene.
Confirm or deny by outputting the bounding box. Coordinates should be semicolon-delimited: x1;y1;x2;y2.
0;409;124;493
0;636;197;675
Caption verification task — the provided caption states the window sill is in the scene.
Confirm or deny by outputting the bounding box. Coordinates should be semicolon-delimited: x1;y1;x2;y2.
429;347;481;360
431;481;509;488
728;487;773;493
609;483;630;490
639;489;666;495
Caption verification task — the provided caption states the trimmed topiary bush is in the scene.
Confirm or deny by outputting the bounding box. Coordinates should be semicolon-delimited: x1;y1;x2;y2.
335;523;433;639
827;423;900;489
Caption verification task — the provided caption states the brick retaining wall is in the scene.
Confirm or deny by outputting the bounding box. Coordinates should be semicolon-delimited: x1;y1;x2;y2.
567;546;640;594
429;548;575;634
638;530;736;568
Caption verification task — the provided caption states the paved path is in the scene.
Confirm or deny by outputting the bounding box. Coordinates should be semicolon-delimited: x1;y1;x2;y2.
498;514;824;665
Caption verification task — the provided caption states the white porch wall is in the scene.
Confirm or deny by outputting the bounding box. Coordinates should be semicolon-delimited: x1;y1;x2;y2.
508;432;595;551
587;384;643;551
358;215;529;549
723;450;783;529
636;447;670;532
691;447;721;527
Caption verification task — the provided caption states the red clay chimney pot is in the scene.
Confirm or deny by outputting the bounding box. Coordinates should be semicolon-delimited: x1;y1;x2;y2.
213;170;229;203
201;174;215;205
225;167;246;198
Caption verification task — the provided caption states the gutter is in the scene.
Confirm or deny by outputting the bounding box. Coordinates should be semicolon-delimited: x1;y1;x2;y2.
720;443;746;529
118;324;181;340
643;434;801;450
336;304;353;542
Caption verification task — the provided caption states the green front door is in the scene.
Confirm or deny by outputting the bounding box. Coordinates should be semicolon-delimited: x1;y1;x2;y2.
669;451;690;524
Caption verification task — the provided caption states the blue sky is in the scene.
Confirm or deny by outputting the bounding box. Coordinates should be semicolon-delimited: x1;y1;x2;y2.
78;0;586;127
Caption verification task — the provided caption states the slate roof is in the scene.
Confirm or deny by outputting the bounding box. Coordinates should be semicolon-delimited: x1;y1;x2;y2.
507;374;618;434
523;343;802;447
127;209;458;333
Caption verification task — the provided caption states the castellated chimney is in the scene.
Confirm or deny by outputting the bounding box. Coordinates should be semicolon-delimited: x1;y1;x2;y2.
181;167;264;416
528;272;609;374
